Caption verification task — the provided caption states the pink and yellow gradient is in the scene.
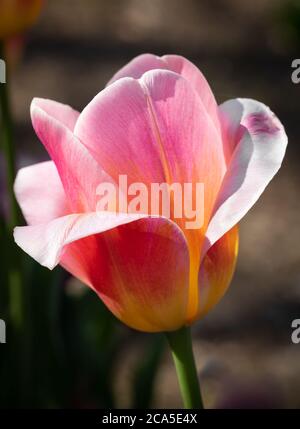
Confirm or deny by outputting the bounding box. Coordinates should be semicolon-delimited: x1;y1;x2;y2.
13;54;287;332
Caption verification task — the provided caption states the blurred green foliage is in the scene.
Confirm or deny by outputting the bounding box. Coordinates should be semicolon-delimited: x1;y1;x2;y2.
132;334;165;408
277;0;300;48
0;249;166;407
0;24;166;405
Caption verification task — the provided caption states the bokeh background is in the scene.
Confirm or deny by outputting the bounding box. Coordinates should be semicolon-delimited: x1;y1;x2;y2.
1;0;300;408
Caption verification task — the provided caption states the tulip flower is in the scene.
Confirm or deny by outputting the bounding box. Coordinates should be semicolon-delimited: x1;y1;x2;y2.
0;0;43;40
13;54;287;408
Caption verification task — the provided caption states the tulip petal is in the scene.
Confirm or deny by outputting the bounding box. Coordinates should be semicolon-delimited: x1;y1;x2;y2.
14;214;189;332
14;211;150;269
162;55;221;134
107;53;169;83
108;53;221;134
75;69;225;222
31;98;111;212
14;160;68;225
76;76;166;185
204;98;287;253
140;70;227;322
139;70;225;203
31;98;80;131
196;226;239;321
64;219;190;332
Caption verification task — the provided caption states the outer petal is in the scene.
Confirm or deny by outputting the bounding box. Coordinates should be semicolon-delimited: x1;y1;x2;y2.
14;160;68;225
14;211;148;269
64;219;190;332
31;98;80;131
195;226;239;321
14;214;189;332
204;98;287;254
108;53;220;134
31;98;111;212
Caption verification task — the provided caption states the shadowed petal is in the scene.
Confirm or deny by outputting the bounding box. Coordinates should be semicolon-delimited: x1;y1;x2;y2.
196;226;239;321
64;219;190;332
14;214;189;332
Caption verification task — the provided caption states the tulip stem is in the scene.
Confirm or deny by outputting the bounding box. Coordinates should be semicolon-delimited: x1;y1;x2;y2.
166;326;203;409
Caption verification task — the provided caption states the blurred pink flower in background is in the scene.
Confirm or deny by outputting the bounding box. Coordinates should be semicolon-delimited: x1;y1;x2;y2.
13;54;287;332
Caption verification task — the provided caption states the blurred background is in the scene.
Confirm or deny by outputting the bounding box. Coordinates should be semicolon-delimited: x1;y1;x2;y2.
1;0;300;409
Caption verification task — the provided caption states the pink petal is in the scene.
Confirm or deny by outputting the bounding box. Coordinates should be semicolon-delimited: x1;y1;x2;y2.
75;69;225;224
108;53;221;134
107;53;169;84
31;98;111;212
14;214;189;332
14;160;68;225
140;69;225;192
204;98;288;254
162;55;221;134
31;98;80;131
14;211;149;270
76;76;166;185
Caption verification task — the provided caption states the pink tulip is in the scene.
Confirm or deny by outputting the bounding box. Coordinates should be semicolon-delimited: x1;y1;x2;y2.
13;54;287;332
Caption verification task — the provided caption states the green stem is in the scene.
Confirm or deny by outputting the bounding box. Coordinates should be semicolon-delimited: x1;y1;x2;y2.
0;41;19;228
0;41;23;329
166;326;204;409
